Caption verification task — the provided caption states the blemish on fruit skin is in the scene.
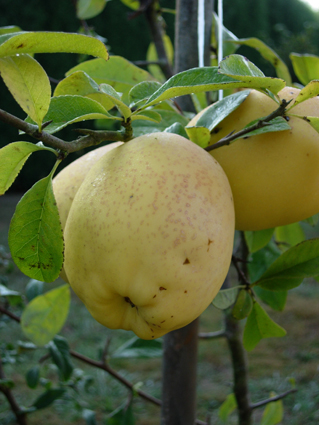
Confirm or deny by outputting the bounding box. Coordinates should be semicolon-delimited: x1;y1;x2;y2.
183;258;190;264
184;290;188;294
159;286;167;291
161;320;166;323
153;294;157;298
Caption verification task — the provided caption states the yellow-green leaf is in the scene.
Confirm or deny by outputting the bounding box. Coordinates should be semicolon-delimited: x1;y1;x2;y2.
77;0;108;20
260;393;284;425
290;53;319;85
0;31;108;59
21;285;70;346
0;54;51;128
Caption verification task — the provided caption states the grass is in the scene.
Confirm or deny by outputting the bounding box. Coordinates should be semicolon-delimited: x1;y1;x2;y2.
1;194;319;425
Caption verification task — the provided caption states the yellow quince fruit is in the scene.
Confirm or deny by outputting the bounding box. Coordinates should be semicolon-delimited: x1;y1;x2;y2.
63;132;235;339
189;87;319;230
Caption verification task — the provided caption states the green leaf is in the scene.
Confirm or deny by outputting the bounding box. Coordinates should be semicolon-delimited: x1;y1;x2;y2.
245;228;275;254
254;287;287;312
256;238;319;291
111;336;162;359
248;241;282;283
185;126;211;148
0;283;21;298
218;393;237;422
236;116;291;140
82;409;97;425
0;54;51;128
144;62;285;109
26;279;44;301
147;34;173;82
164;122;188;138
26;95;118;134
99;84;132;119
212;287;239;310
243;302;286;351
32;388;66;410
234;38;291;84
232;289;253;320
0;31;108;59
0;379;15;389
219;55;285;94
131;109;162;123
77;0;108;19
275;222;305;251
49;336;73;381
131;109;189;137
290;53;319;85
21;284;70;346
8;169;64;282
129;81;162;107
286;80;319;111
120;0;139;10
0;26;22;35
0;142;54;195
26;366;40;389
105;400;135;425
212;12;239;60
260;393;283;425
66;56;156;104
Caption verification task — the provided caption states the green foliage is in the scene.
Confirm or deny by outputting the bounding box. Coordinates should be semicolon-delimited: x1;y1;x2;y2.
77;0;109;20
290;53;319;85
8;166;64;282
218;392;237;421
245;229;275;254
260;393;284;425
21;284;70;346
111;336;162;359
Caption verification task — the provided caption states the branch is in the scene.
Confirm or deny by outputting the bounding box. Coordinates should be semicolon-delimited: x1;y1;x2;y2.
205;99;291;152
232;255;251;287
251;388;297;409
0;356;28;425
0;108;131;154
0;304;21;323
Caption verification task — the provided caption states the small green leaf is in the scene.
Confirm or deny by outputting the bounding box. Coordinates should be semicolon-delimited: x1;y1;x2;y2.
243;302;286;351
111;336;162;359
275;222;305;251
132;109;189;137
0;31;108;59
212;287;239;310
131;109;162;123
21;284;70;346
218;393;237;422
49;336;73;381
232;289;253;320
129;81;162;107
185;126;211;148
0;54;51;129
290;53;319;85
120;0;139;10
248;241;282;283
260;393;283;425
26;279;44;302
254;287;287;312
0;26;22;35
0;379;15;389
8;169;64;282
100;84;132;119
66;56;156;104
32;388;66;410
26;366;40;389
234;38;291;84
26;95;118;134
77;0;108;19
164;122;188;138
245;228;275;254
286;80;319;111
0;142;54;195
212;12;239;60
219;55;285;94
235;116;291;140
256;238;319;291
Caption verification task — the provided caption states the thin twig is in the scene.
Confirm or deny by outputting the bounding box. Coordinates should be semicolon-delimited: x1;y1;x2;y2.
205;99;291;152
251;388;297;409
232;255;251;287
0;108;130;154
0;304;21;322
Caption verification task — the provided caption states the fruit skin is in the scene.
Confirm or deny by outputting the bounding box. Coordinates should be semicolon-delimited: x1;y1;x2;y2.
189;87;319;231
52;142;123;281
63;132;235;339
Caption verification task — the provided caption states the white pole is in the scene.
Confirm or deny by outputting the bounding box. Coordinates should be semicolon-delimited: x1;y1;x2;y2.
218;0;224;100
198;0;205;68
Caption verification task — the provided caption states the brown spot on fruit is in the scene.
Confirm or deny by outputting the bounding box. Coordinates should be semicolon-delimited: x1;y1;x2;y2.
153;295;157;298
184;290;188;293
159;286;167;291
183;258;190;264
161;320;166;323
124;296;135;308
